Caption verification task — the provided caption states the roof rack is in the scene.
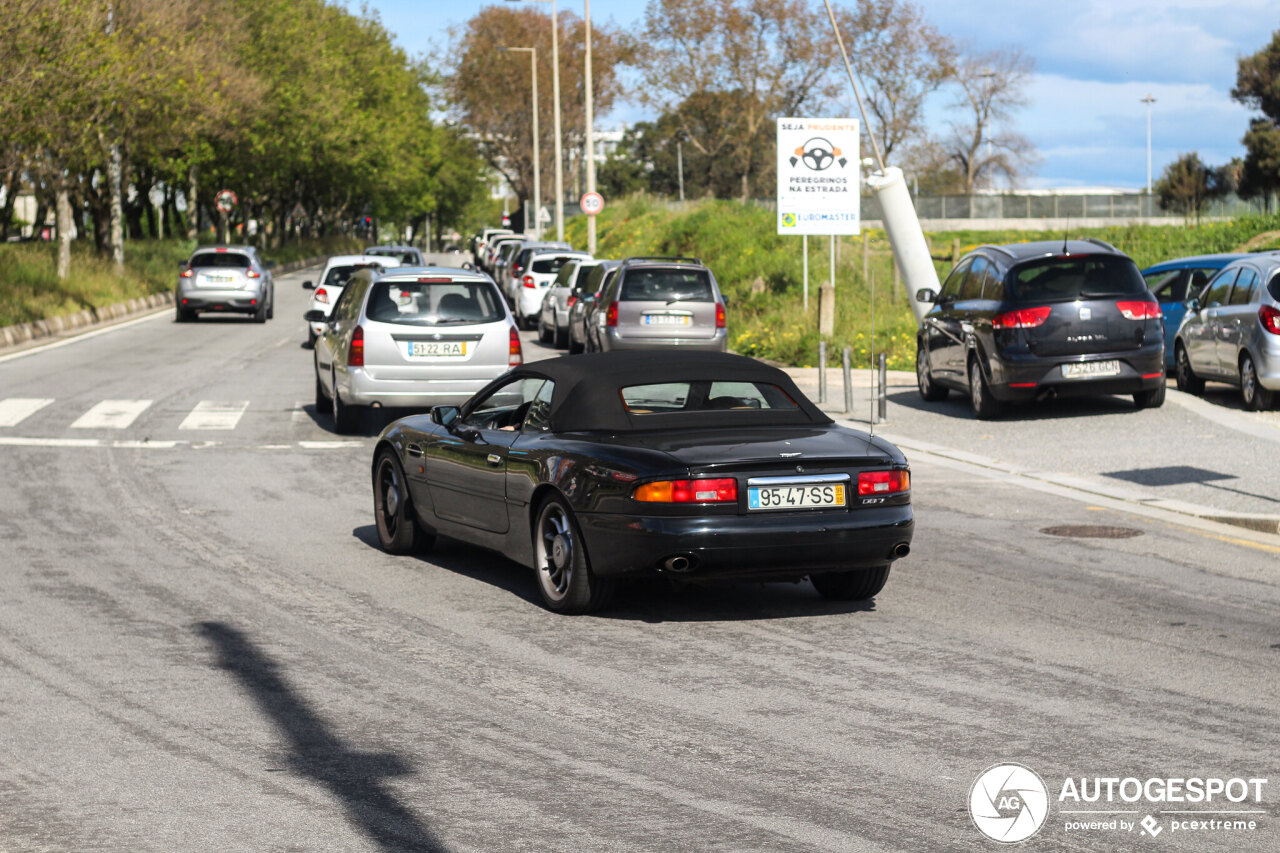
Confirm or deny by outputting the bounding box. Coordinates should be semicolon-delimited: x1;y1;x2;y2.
621;256;703;265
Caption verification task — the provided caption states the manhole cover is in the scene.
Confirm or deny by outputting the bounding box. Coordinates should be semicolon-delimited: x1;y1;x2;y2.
1040;525;1144;539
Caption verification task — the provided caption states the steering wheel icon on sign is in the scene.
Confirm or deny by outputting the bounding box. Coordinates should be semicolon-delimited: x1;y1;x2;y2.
791;137;846;171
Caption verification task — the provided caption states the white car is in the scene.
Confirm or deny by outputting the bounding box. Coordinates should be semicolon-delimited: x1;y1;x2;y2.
307;267;523;433
302;255;401;346
517;249;591;329
539;258;601;347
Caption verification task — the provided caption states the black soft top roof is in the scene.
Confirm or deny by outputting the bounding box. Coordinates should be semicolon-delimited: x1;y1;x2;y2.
498;351;831;432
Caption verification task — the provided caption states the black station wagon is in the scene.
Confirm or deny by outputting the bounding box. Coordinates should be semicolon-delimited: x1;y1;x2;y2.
915;239;1166;418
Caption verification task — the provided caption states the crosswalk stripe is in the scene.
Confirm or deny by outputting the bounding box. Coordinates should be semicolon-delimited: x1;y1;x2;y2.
0;398;55;427
70;400;152;429
179;400;249;430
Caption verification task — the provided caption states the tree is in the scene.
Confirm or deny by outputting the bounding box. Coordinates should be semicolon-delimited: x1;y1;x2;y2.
942;49;1038;192
833;0;955;163
1232;31;1280;206
635;0;839;201
446;6;629;211
1154;152;1226;221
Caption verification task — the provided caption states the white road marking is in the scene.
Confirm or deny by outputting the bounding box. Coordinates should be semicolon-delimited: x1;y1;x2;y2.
291;400;309;424
179;400;249;430
0;398;54;427
70;400;152;429
0;437;181;449
298;440;364;449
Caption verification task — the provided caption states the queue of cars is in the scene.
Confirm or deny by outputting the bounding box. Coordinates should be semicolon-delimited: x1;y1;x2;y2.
913;241;1280;417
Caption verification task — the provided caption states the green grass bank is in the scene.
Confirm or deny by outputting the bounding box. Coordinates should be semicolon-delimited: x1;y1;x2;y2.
566;196;1280;369
0;236;361;328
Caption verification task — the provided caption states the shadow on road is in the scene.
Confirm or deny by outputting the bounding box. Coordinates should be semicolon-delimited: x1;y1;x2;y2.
888;388;1142;421
351;525;877;622
195;622;447;853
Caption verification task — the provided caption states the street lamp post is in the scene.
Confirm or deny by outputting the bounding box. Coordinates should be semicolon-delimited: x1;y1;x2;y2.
508;0;564;241
499;47;540;240
583;0;596;253
1141;94;1156;196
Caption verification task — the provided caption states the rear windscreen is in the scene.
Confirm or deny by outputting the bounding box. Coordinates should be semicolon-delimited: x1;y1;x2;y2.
366;280;503;326
620;269;713;302
620;381;798;413
190;253;250;268
1009;255;1147;302
1269;271;1280;302
323;265;373;288
532;255;586;275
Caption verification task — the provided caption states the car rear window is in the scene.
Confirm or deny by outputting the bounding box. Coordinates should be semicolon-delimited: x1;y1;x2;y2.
620;381;798;414
190;252;250;268
532;255;586;275
1268;271;1280;302
1008;255;1146;302
366;279;503;326
323;264;375;288
620;268;713;302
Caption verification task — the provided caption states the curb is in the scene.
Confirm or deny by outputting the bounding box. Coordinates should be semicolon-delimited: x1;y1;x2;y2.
0;255;324;354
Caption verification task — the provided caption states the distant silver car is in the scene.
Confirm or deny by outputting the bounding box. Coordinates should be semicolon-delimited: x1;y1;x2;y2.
307;267;523;433
516;249;591;330
570;261;621;354
539;258;599;348
176;245;275;323
365;245;425;266
586;257;728;353
1174;252;1280;410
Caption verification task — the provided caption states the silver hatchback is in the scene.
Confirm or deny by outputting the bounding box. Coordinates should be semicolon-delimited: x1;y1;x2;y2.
176;245;275;322
588;257;728;353
307;268;523;433
1174;252;1280;410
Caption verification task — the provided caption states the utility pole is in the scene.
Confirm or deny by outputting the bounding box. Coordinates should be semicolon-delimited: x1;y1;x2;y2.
677;140;685;202
1142;94;1156;195
584;0;596;253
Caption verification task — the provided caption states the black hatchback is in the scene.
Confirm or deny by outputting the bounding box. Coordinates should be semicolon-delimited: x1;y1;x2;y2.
915;239;1166;418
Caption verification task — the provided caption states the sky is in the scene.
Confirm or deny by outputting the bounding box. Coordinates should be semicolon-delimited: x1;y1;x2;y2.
350;0;1274;190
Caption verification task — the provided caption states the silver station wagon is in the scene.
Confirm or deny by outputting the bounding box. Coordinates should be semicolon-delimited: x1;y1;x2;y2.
1175;252;1280;410
307;267;523;433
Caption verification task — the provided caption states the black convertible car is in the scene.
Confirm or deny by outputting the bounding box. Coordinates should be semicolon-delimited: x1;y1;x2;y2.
370;351;914;613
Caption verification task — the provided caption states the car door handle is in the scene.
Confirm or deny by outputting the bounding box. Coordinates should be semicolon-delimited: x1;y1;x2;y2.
406;443;422;457
486;453;502;466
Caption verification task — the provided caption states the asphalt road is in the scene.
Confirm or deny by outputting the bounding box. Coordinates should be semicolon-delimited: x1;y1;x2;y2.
0;265;1277;852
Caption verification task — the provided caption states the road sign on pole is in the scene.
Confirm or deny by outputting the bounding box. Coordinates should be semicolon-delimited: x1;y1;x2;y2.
215;189;238;214
580;192;604;216
776;118;860;236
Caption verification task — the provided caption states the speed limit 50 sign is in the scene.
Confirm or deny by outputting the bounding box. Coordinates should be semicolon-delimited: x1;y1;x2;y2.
580;192;604;216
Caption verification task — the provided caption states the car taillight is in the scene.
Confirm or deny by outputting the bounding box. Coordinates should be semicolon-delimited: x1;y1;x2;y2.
567;296;577;308
509;325;523;366
1116;300;1160;320
606;301;618;327
857;469;910;496
180;268;193;278
633;478;737;503
716;302;726;329
523;275;535;289
992;306;1051;329
349;325;364;367
314;287;329;304
246;269;260;279
1260;305;1280;335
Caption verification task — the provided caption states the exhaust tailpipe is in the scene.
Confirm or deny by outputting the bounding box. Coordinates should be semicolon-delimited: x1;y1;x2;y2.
661;555;696;573
891;542;911;559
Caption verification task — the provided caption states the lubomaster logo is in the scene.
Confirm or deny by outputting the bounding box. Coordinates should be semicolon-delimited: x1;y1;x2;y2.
969;763;1050;843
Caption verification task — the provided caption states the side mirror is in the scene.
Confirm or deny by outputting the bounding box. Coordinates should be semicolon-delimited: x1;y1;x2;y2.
1183;297;1200;313
303;309;327;322
431;405;459;427
721;294;731;308
916;288;938;303
177;260;188;269
302;280;314;290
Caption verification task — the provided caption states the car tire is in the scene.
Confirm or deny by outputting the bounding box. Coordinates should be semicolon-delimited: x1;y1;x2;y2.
968;357;1002;420
332;370;362;434
1241;352;1275;411
314;356;332;414
811;566;891;601
373;449;433;555
267;291;274;320
568;332;584;354
253;300;267;324
533;495;613;614
553;324;567;348
306;329;316;349
175;305;194;323
1175;344;1204;394
538;317;552;343
916;346;948;402
1133;379;1166;410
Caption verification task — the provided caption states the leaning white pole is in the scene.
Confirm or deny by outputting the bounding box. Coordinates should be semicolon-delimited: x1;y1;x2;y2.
866;167;936;322
803;234;809;310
